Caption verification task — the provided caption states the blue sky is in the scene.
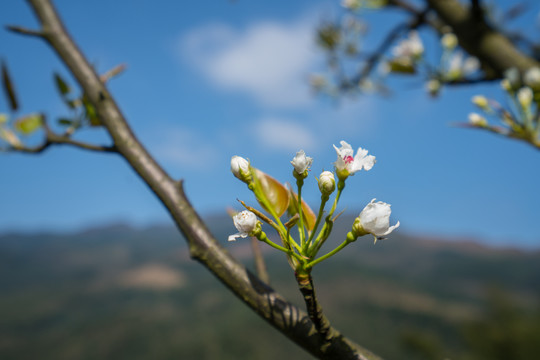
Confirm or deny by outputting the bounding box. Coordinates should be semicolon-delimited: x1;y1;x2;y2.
1;1;539;247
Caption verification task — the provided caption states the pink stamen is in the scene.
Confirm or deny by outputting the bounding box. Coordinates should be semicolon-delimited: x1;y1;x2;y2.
344;155;354;164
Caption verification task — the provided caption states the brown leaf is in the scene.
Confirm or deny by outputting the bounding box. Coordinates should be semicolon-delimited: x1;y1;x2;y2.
253;168;290;218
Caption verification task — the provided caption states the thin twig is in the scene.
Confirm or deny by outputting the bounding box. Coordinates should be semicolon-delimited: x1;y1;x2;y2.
5;25;44;38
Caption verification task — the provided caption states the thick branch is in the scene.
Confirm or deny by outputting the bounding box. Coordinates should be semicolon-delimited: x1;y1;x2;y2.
426;0;539;76
22;0;382;358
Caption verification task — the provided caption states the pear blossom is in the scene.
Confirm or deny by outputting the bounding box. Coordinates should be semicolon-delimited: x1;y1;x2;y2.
290;150;313;176
231;156;251;183
353;199;399;239
446;52;479;80
228;210;258;241
318;171;336;196
392;31;424;60
333;141;375;180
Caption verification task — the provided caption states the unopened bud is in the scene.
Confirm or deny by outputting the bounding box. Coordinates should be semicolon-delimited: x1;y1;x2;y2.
517;87;533;108
471;95;489;110
318;171;335;196
468;112;487;127
231;156;251;183
441;33;458;50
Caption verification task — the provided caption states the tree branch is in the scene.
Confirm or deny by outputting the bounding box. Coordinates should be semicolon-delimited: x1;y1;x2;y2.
21;0;382;358
426;0;539;76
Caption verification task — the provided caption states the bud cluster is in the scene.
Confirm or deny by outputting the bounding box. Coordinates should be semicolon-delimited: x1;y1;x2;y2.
465;66;540;150
227;141;398;272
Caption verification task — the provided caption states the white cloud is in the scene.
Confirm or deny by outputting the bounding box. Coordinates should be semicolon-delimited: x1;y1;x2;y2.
151;126;219;170
180;17;318;108
253;117;316;152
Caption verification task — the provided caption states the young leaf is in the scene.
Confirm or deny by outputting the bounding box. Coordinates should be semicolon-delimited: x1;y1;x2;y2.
253;168;290;218
82;96;100;126
13;114;43;135
54;73;71;96
1;60;19;111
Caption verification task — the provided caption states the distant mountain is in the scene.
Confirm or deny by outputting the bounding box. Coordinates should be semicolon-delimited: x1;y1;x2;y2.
1;217;539;360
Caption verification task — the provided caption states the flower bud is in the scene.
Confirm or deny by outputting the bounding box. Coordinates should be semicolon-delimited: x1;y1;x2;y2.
426;79;441;97
231;156;251;183
318;171;335;196
468;112;487;127
517;87;533;108
228;210;259;241
290;150;313;178
471;95;489;110
351;199;399;241
441;33;457;50
524;67;540;90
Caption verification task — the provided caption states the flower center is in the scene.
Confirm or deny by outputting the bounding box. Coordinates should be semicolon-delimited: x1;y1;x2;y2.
344;155;354;164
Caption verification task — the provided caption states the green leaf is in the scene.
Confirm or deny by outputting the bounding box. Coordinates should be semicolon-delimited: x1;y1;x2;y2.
82;96;100;126
0;113;7;124
54;73;71;96
1;60;19;111
13;114;43;135
388;60;416;74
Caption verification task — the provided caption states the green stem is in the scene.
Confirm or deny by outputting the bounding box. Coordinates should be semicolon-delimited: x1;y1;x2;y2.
296;177;306;249
305;195;329;250
309;180;345;256
306;232;355;269
257;231;304;263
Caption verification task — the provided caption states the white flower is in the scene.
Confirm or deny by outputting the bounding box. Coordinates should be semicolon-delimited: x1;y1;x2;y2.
318;171;335;195
392;31;424;60
333;141;376;179
517;87;533;108
524;67;540;89
228;210;258;241
353;199;400;239
290;150;313;175
446;52;479;80
468;112;487;126
231;156;251;183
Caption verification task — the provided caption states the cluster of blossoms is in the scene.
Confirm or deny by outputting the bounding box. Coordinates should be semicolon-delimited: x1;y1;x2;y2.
425;32;479;97
382;30;478;97
466;67;540;149
386;31;424;74
228;141;399;272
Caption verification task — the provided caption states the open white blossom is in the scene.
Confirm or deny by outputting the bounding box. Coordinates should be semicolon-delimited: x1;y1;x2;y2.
228;210;258;241
231;156;250;182
392;31;424;60
353;199;399;239
333;141;375;179
290;150;313;175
